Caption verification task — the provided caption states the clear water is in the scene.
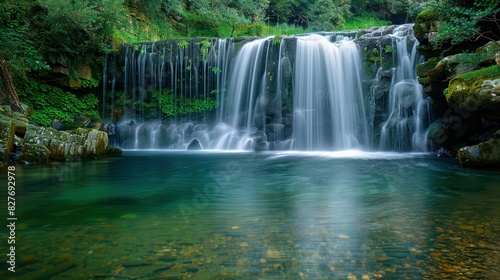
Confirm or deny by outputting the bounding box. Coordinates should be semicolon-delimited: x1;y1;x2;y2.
1;151;499;279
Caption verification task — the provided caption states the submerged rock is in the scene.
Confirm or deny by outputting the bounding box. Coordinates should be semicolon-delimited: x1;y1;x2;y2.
187;138;202;150
435;147;453;158
458;131;500;167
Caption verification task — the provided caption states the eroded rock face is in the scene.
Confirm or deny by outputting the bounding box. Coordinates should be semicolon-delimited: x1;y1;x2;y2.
73;128;108;159
19;125;108;162
458;131;500;167
20;143;50;163
22;125;83;161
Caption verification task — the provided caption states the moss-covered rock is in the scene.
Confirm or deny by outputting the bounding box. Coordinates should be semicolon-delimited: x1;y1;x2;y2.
74;128;108;159
11;111;29;137
23;124;84;161
414;9;439;44
475;41;500;66
416;57;440;77
20;143;50;163
17;124;110;163
446;66;500;121
458;131;500;167
414;9;440;59
48;133;84;161
416;57;441;97
106;146;123;157
0;115;15;163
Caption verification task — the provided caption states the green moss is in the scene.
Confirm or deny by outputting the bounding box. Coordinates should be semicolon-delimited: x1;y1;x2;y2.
416;57;440;77
415;9;439;23
342;15;391;30
446;65;500;108
452;65;500;85
414;9;439;41
106;146;123;157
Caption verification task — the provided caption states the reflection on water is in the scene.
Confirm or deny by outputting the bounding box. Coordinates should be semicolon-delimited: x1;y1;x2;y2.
1;151;499;279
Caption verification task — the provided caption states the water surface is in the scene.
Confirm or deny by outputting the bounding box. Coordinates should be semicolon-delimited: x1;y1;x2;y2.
1;151;499;279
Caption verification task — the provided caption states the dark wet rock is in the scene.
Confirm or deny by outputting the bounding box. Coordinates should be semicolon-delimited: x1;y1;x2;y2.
106;146;123;157
253;137;268;151
187;138;202;150
426;119;452;150
458;131;500;167
435;147;453;158
53;116;102;131
52;119;65;131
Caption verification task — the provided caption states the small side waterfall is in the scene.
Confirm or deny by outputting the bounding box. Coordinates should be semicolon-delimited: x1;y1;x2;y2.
211;38;271;150
379;25;431;152
113;39;234;149
292;35;369;150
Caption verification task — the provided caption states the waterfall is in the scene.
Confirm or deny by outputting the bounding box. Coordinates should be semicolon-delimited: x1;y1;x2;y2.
379;25;430;152
210;38;271;149
292;34;369;150
107;25;432;152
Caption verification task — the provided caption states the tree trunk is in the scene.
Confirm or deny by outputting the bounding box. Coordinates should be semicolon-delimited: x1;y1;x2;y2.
496;53;500;72
0;58;24;114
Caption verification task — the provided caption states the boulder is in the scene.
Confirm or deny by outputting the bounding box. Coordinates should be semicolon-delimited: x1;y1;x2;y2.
106;146;123;157
458;131;500;167
21;125;108;161
446;66;500;121
74;128;108;159
49;133;84;161
0;104;31;137
187;138;202;150
23;124;84;161
426;119;448;148
20;143;50;163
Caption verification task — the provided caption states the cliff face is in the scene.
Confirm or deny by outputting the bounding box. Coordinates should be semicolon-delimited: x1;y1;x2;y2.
414;10;500;167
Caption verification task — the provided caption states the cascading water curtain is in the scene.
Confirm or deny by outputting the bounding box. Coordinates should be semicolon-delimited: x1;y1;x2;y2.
292;34;369;151
379;25;431;152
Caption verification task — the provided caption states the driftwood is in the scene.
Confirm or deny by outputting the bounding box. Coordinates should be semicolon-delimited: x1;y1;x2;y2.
0;58;24;113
